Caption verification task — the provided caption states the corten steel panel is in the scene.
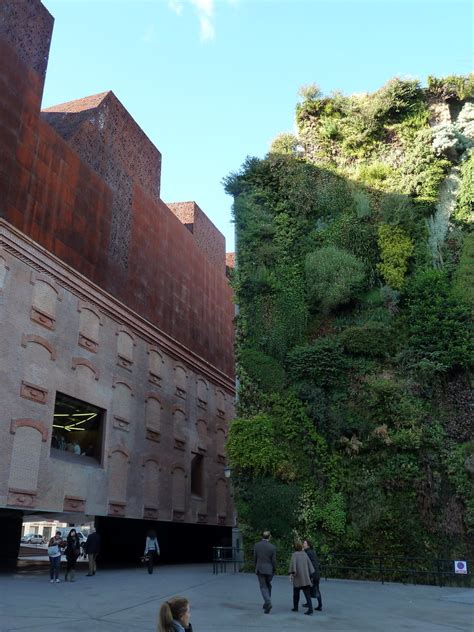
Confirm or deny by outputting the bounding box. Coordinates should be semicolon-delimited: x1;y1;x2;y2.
0;5;234;378
0;0;54;93
168;201;226;272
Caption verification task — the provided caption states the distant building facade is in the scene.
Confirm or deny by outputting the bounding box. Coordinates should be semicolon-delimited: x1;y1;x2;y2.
0;0;235;564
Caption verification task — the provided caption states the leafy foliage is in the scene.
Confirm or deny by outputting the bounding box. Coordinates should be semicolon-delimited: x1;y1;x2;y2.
226;413;287;476
269;133;299;156
427;74;474;100
226;73;474;576
339;322;394;357
376;224;414;289
454;151;474;225
239;348;286;393
403;269;473;371
287;338;348;388
236;477;301;539
305;246;366;312
453;232;474;310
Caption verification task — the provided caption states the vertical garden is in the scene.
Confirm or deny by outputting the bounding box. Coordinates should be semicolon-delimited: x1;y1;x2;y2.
224;75;474;577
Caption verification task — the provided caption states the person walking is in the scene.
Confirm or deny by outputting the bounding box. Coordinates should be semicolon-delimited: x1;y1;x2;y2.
47;530;64;583
144;529;160;574
84;528;101;576
64;528;81;582
157;596;193;631
253;530;276;614
289;541;314;615
302;538;322;611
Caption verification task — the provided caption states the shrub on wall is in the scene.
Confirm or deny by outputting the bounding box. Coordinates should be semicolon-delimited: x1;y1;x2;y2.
239;348;286;393
269;133;300;156
403;269;473;370
453;233;474;310
376;224;414;289
287;338;348;388
440;375;474;442
339;322;393;357
372;78;423;124
396;129;451;202
454;151;474;225
427;74;474;101
236;477;301;539
226;413;287;476
323;215;379;284
305;246;366;313
357;162;395;191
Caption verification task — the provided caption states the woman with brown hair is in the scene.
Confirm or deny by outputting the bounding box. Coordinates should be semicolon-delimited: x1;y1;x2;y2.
64;528;81;582
157;596;193;632
289;541;314;615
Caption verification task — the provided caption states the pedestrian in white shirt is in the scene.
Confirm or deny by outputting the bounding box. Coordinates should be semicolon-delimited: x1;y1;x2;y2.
144;529;160;574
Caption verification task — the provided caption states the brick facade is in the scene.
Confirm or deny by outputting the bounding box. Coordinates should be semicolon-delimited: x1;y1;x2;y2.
0;0;235;532
0;218;234;525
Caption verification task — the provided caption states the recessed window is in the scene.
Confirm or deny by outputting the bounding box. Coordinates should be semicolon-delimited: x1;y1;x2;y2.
191;454;204;497
51;392;104;465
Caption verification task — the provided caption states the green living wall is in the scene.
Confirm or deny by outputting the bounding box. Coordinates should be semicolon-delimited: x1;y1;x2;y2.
225;76;474;577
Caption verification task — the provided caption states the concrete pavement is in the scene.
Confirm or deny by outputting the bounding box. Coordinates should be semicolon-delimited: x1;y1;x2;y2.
0;564;472;631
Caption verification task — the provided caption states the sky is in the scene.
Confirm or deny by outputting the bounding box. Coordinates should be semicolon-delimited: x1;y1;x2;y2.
41;0;473;252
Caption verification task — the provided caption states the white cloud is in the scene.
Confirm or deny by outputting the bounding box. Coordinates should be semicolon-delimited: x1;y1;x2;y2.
167;0;238;42
190;0;214;16
168;0;184;16
190;0;215;41
198;14;215;41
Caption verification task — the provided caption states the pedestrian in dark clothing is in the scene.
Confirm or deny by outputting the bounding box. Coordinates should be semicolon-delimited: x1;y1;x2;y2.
144;529;160;574
84;528;101;576
253;530;276;613
289;541;314;615
303;538;323;611
64;529;81;582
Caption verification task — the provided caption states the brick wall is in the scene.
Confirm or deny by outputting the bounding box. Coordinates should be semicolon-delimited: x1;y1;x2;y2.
0;227;234;523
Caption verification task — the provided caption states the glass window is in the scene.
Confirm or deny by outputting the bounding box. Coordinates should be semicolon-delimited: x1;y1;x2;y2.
51;392;104;465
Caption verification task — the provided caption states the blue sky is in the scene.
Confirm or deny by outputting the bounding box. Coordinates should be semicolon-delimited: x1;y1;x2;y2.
42;0;473;252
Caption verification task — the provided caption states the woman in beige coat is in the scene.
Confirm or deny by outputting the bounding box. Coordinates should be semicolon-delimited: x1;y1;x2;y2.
289;541;315;614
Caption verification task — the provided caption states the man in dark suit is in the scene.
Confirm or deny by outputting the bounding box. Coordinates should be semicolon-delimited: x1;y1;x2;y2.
253;530;276;613
84;528;101;576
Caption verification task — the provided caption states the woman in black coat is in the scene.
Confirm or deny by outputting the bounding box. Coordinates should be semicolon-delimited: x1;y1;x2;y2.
64;529;81;582
303;539;322;611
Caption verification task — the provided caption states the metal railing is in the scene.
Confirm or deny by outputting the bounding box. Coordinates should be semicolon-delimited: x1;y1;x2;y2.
212;546;245;574
212;546;473;587
319;553;473;587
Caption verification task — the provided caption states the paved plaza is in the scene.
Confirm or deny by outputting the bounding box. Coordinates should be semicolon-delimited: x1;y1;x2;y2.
0;563;472;631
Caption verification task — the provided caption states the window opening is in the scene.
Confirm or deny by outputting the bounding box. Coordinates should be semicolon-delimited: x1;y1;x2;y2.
51;392;104;465
191;454;204;497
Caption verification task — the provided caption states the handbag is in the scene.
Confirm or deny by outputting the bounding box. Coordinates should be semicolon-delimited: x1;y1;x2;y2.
48;544;59;556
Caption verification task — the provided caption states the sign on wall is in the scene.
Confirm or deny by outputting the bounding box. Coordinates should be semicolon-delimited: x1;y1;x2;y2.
454;560;468;575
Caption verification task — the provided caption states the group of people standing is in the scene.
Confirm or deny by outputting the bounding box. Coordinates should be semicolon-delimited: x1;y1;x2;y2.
254;530;323;615
47;528;100;583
